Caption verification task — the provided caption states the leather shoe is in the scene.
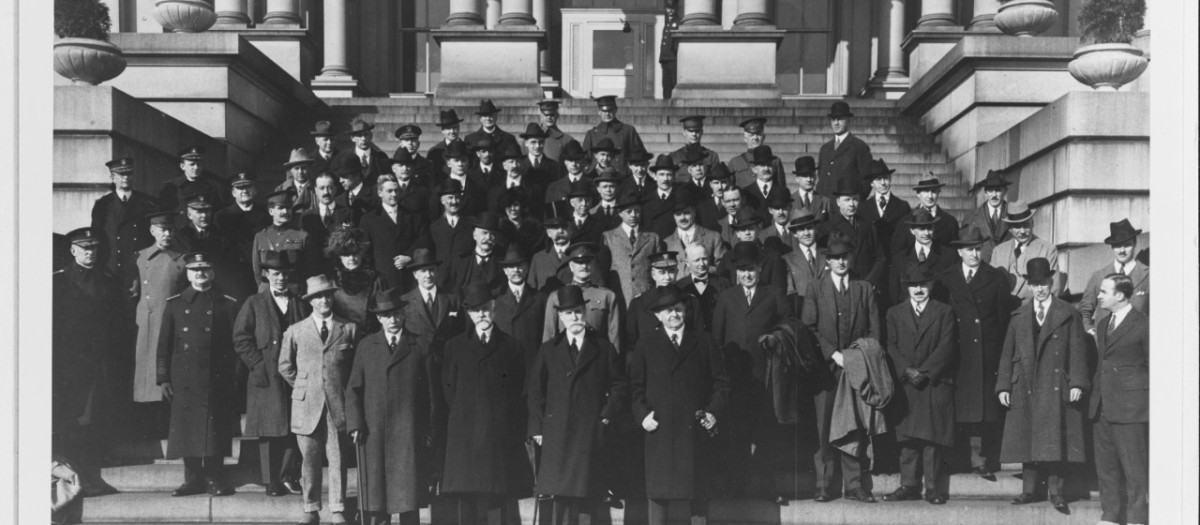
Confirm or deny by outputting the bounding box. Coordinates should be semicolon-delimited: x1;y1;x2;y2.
1050;495;1069;513
844;489;876;503
973;466;997;482
1011;493;1044;505
330;511;348;524
282;478;302;495
883;485;922;502
265;483;288;497
926;494;947;505
296;511;319;525
813;491;833;502
770;495;788;506
207;479;234;496
171;481;206;497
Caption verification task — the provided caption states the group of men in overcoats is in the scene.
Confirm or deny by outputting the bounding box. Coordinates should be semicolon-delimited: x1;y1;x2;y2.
53;97;1152;525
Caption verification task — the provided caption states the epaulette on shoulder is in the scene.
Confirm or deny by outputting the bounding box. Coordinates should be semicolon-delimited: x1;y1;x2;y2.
223;294;238;302
166;293;182;301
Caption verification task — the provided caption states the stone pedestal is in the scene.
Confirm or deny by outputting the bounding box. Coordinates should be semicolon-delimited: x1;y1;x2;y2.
902;26;968;85
208;26;318;84
432;28;546;99
670;28;785;100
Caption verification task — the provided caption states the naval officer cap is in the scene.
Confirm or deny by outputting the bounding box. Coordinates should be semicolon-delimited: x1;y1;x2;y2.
739;118;767;134
593;95;618;111
106;157;135;174
66;227;102;248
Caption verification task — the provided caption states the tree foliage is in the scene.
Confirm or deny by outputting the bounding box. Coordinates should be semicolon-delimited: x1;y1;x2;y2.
1078;0;1146;45
54;0;113;41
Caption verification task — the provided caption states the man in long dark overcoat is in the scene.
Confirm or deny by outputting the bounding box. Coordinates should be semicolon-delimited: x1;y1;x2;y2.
492;245;547;373
629;285;730;525
815;102;874;198
936;228;1015;480
527;285;628;525
91;157;159;293
156;252;239;497
441;283;529;525
995;258;1090;513
882;268;957;505
232;251;309;496
346;289;440;525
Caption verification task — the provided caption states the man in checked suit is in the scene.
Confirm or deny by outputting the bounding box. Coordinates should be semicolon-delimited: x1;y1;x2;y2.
815;101;873;198
781;209;826;316
1089;273;1149;525
602;192;662;307
801;237;881;503
989;201;1060;302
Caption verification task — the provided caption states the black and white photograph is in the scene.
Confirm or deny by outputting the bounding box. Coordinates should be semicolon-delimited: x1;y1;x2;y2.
2;0;1197;524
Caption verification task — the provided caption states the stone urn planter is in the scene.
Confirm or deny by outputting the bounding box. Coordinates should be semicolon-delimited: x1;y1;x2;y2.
153;0;217;33
1068;43;1149;91
53;38;127;85
995;0;1059;37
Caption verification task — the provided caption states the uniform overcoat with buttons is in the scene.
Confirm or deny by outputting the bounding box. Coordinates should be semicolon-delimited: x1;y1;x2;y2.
232;288;311;437
133;246;189;402
995;297;1090;463
91;190;159;289
155;287;240;458
936;262;1015;423
53;262;123;427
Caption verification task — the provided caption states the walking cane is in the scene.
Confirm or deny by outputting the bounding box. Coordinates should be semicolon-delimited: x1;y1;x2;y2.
356;436;369;525
525;438;542;525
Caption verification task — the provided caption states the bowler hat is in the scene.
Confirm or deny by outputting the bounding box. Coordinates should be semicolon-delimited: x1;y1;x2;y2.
437;109;464;128
679;115;705;129
862;159;896;180
559;141;588;162
1022;257;1055;284
649;251;679;270
827;101;854;118
283;148;316;168
394;124;422;140
474;211;504;232
184;252;214;270
264;189;296;207
437;179;464;196
905;208;940;227
1002;201;1035;224
627;150;654;165
499;244;530;266
66;227;101;248
555;285;587;310
650;154;677;173
567;180;593;199
147;211;178;227
976;169;1011;190
369;288;406;314
443;140;471;160
650;284;686;311
406;248;441;271
566;242;600;262
731;242;762;269
302;275;339;300
475;99;500;115
786;209;821;231
749;145;774;165
899;267;936;285
310;121;335;137
614;191;645;211
594;167;623;184
671;190;697;212
461;282;496;310
471;136;496;152
391;148;416;166
731;208;762;229
347;118;375;136
230;172;256;188
520;123;549;140
766;192;794;209
543;200;573;227
832;177;864;197
259;250;296;270
497;142;525;162
106;157;135;174
590;138;621;155
950;227;990;247
593;95;618;111
709;162;731;181
822;236;856;258
739;117;767;134
1103;218;1142;245
792;156;817;176
912;176;945;192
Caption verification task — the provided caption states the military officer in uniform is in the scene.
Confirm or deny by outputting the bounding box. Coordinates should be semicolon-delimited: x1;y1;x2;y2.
252;190;318;285
157;252;240;497
669;116;720;181
214;172;271;301
91;156;159;293
133;212;190;408
582;95;647;176
176;191;231;290
542;242;623;352
727;118;786;188
393;124;436;184
159;146;230;212
534;100;576;163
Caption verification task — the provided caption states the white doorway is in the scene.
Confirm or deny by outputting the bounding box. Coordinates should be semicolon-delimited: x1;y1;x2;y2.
560;9;664;99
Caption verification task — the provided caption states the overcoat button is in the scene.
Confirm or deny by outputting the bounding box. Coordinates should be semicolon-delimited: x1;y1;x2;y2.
185;310;190;314
183;327;189;332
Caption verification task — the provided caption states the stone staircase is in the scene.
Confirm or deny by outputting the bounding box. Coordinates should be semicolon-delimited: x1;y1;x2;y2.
319;98;975;220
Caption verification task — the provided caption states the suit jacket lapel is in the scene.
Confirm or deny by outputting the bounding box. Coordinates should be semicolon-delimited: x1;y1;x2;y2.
1036;301;1068;355
1103;310;1139;351
673;331;695;371
387;332;415;368
574;335;600;372
513;286;534;317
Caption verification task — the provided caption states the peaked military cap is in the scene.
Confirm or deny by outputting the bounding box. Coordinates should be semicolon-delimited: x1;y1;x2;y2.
184;252;214;270
394;124;422;140
106;157;135;174
66;227;101;248
179;146;205;160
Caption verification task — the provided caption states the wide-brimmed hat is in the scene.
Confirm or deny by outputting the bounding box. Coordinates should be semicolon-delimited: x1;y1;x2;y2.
899;267;936;285
184;252;214;270
302;275;338;300
828;101;854;118
567;180;593;199
594;167;622;184
543;200;573;227
749;145;774;165
950;227;990;247
1104;218;1142;245
394;124;422;140
461;282;495;309
283;148;316;168
862;159;896;180
679;115;705;130
436;109;464;128
566;242;600;262
593;95;618;111
1022;257;1055;284
106;157;135;174
474;211;504;232
230;172;256;188
832;177;864;197
905;208;940;227
786;209;822;231
731;208;762;230
976;169;1011;190
259;250;296;270
178;145;205;161
822;236;856;258
347;118;375;136
590;138;621;155
650;284;686;311
310;121;335;136
559;140;588;162
406;248;440;271
369;288;406;314
499;244;530;266
912;177;945;192
710;162;731;181
519;122;549;140
731;242;762;269
1002;201;1035;224
66;227;101;248
555;285;587;310
614;191;645;210
497;142;525;162
443;140;471;160
475;99;501;115
650;154;677;173
535;99;561;114
649;251;679;270
437;179;464;196
739;117;767;134
792;156;817;176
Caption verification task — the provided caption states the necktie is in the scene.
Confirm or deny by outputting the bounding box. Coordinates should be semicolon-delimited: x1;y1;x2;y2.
448;216;457;228
1106;314;1117;337
605;206;613;217
389;336;399;354
513;288;522;303
806;248;816;272
425;293;434;310
917;247;927;262
399;182;407;191
360;154;369;167
745;287;753;305
323;208;333;228
839;278;848;295
273;291;288;298
320;320;329;342
761;184;770;196
671;334;680;350
1036;302;1046;325
1014;244;1023;258
121;194;128;203
914;302;924;317
629;228;637;246
966;269;974;283
570;338;580;360
879;196;887;210
1120;263;1128;276
480;332;488;345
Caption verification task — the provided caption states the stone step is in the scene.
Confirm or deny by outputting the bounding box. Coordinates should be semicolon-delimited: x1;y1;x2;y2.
326;97;901;109
110;438;250;466
366;131;938;145
81;491;1101;524
334;112;921;126
347;119;926;133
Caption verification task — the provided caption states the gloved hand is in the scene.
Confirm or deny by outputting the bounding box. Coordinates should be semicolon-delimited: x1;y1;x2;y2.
904;367;922;383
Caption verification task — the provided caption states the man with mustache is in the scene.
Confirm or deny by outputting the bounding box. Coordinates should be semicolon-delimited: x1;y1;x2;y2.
441;212;506;290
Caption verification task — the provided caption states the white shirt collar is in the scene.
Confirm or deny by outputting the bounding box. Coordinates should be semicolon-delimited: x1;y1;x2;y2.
567;331;583;348
421;286;437;300
272;292;290;312
1034;296;1053;313
238;201;254;212
386;329;403;345
312;313;333;330
962;262;978;278
1114;260;1137;274
1109;303;1133;328
621;223;636;237
664;326;684;342
477;328;493;341
911;298;929;312
509;282;525;297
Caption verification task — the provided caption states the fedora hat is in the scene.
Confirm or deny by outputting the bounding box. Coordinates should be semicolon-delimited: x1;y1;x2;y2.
739;117;767;134
1022;257;1055;284
566;242;600;262
731;241;762;269
786;209;821;231
671;190;697;212
827;101;854;118
766;191;794;210
679;147;705;166
178;145;205;161
283;148;316;168
474;211;504;232
519;122;549;140
649;251;679;270
593;95;618;111
259;250;296;270
543;200;573;227
651;154;677;173
614;191;645;210
832;177;864;197
302;275;339;300
499;244;530;266
1002;200;1035;224
567;180;593;199
437;178;464;196
391;148;416;166
899;266;936;285
406;248;440;271
461;282;496;310
1103;218;1142;245
593;167;623;184
650;284;686;312
443;140;471;160
749;145;774;165
347;118;375;136
590;138;621;155
183;252;215;270
310;121;335;136
394;124;422;140
822;235;856;258
559;140;588;162
912;176;945;192
497;142;525;162
437;109;464;128
66;227;102;248
471;136;496;152
862;158;896;180
627;150;654;165
731;208;762;229
369;288;406;314
106;157;135;174
950;227;990;248
555;285;587;310
905;208;940;227
710;162;731;181
792;156;817;176
475;99;501;115
976;169;1011;190
679;115;705;130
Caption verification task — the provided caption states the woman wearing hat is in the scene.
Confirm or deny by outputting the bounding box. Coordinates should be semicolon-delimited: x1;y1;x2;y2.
324;225;384;334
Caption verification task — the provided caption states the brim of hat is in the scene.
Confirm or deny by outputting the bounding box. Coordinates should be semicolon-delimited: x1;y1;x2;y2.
109;168;135;174
283;160;316;168
475;110;499;115
187;205;214;210
369;305;403;314
592;147;621;154
1021;271;1056;282
827;112;854;118
650;299;684;311
73;240;102;248
733;259;760;269
793;168;817;176
499;257;530;266
396;134;420;140
231;181;256;187
185;263;214;270
1001;212;1034;223
1104;230;1142;245
543;219;569;227
180;154;204;160
302;287;338;300
822;247;853;256
832;190;862;196
555;300;587;310
310;131;335;136
438;121;464;127
899;276;934;284
949;238;989;247
912;183;945;191
862;169;896;179
407;261;441;271
787;219;820;231
259;263;296;270
568;255;596;263
905;217;940;226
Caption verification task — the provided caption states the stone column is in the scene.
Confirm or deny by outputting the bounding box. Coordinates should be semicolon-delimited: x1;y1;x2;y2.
445;0;485;27
214;0;251;26
968;0;1001;31
916;0;955;28
262;0;302;25
681;0;720;26
499;0;536;26
311;0;359;97
532;0;549;76
486;0;502;28
734;0;774;27
873;0;907;81
721;0;737;28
